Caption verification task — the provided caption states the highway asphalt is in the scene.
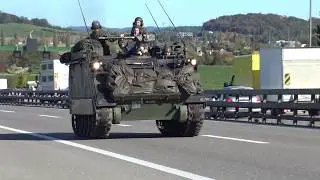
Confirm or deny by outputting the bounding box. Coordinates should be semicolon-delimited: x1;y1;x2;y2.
0;105;320;180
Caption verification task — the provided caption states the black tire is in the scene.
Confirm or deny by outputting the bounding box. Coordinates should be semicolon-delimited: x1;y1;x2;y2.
156;104;204;137
71;108;112;139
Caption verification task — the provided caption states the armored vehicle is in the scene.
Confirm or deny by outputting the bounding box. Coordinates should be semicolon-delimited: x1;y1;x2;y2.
59;32;205;139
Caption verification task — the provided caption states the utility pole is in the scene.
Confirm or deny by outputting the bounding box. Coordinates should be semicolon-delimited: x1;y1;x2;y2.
309;0;312;47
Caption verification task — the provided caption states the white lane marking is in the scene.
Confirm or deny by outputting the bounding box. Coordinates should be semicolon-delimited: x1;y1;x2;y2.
201;135;269;144
0;125;215;180
116;124;132;127
39;115;61;119
0;110;15;113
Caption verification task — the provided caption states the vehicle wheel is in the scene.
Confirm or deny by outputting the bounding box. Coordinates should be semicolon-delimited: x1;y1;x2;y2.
71;108;112;139
155;104;204;137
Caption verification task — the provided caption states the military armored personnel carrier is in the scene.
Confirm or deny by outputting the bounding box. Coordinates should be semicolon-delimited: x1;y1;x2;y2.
59;32;205;139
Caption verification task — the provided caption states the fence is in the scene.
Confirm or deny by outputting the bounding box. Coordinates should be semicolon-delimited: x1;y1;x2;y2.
202;88;320;127
0;89;69;108
1;88;320;127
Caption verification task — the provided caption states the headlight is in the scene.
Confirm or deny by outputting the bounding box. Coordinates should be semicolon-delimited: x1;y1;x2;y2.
191;59;197;66
92;61;101;70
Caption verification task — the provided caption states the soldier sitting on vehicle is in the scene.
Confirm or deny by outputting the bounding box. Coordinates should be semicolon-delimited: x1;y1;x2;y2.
120;26;149;56
162;44;172;56
130;17;147;37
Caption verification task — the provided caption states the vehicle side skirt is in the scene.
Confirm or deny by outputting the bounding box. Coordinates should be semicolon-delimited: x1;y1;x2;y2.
119;103;188;122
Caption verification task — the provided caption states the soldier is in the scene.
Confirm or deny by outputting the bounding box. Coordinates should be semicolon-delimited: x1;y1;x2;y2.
121;26;147;56
132;27;147;55
89;20;111;55
130;17;147;36
162;44;172;56
90;20;107;39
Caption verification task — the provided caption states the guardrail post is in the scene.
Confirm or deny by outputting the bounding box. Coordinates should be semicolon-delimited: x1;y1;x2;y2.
309;93;316;127
262;94;267;124
276;94;282;124
248;94;253;122
293;94;298;125
235;94;239;120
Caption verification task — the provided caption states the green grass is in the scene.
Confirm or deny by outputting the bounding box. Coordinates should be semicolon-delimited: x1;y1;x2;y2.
199;55;252;89
0;45;71;53
0;73;37;80
0;23;79;37
0;23;57;37
0;45;17;51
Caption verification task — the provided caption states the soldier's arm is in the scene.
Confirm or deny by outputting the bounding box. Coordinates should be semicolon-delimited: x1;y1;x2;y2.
135;35;144;42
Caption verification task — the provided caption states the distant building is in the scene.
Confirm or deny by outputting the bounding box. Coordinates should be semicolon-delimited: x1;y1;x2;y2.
25;37;39;52
176;32;193;38
37;58;69;91
275;40;302;48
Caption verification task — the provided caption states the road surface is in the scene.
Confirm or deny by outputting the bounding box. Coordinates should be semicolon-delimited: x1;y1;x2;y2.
0;105;319;180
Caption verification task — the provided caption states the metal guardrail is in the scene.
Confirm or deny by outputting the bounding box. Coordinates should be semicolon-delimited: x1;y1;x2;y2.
0;89;69;108
202;88;320;127
1;88;320;127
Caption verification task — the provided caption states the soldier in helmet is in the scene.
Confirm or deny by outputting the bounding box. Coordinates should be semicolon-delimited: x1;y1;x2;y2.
130;17;147;36
90;20;106;39
89;20;111;55
120;26;148;56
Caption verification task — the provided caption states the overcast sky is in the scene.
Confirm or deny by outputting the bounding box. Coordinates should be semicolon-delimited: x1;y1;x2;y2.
1;0;319;28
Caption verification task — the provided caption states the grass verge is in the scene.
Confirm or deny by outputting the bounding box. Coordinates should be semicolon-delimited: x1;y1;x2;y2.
199;55;252;89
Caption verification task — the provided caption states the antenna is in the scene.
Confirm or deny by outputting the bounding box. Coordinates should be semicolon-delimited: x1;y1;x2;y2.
157;0;187;58
145;3;161;33
76;0;95;51
77;0;90;37
157;0;184;43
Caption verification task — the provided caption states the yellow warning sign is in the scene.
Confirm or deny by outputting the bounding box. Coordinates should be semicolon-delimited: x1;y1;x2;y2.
251;51;260;71
284;73;290;85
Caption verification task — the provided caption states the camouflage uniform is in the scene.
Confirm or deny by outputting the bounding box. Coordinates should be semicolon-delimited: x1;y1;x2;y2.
162;44;172;56
89;20;111;55
119;17;150;56
130;17;147;36
90;21;108;39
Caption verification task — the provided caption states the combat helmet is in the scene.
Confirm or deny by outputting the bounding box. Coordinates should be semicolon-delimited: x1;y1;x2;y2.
91;20;102;30
133;17;144;26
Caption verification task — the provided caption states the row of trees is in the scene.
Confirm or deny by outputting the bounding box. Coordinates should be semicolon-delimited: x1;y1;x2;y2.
0;11;70;30
202;13;320;44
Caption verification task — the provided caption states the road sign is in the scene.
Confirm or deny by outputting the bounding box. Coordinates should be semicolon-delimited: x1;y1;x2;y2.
284;73;291;85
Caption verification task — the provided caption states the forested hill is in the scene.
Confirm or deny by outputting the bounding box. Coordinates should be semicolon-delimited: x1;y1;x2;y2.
0;11;69;30
203;13;320;43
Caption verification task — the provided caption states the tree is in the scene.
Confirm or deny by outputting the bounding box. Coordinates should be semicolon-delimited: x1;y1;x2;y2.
16;72;27;88
1;29;4;46
66;31;71;48
53;31;58;47
14;32;18;44
40;31;46;45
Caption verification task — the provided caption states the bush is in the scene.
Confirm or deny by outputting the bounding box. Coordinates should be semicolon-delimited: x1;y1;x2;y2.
3;73;28;88
201;51;234;66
